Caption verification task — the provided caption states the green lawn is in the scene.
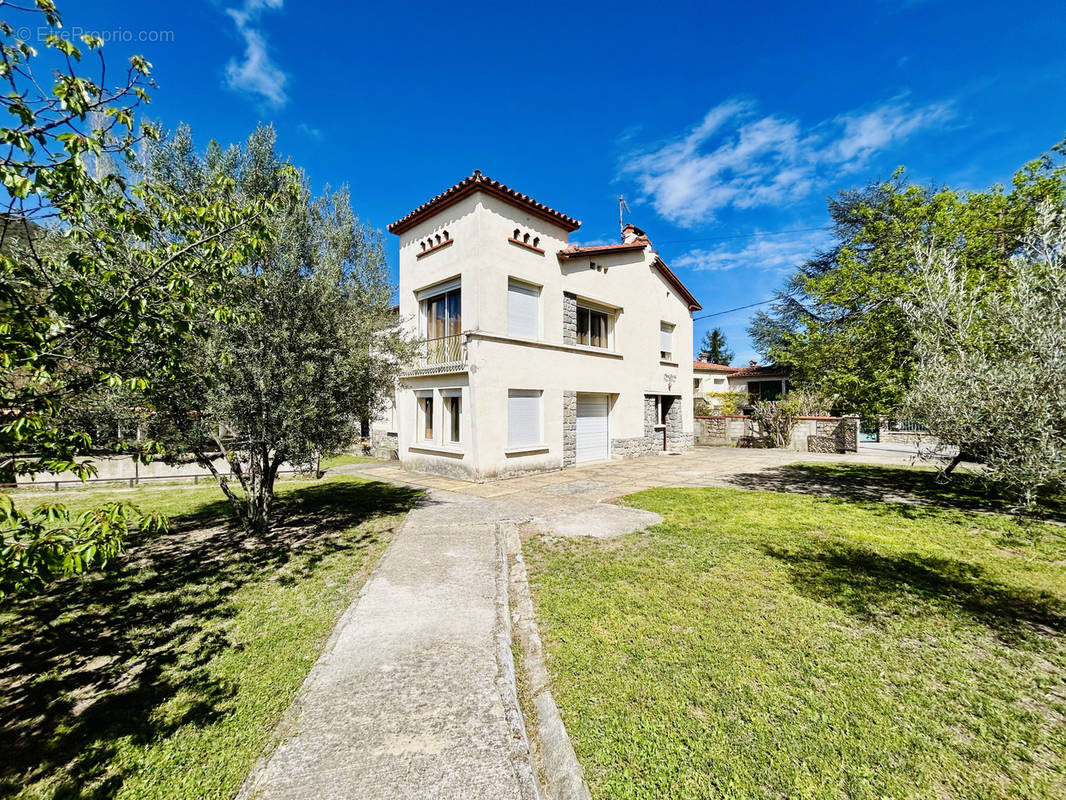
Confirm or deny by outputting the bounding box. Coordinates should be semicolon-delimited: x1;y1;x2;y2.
319;453;378;469
525;465;1066;800
0;475;420;800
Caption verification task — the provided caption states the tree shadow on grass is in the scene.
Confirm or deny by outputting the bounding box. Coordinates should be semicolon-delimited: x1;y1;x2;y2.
0;478;422;799
727;463;1066;524
762;540;1066;644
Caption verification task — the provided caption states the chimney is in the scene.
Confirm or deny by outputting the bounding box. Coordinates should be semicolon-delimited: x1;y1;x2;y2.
622;223;647;245
749;359;758;367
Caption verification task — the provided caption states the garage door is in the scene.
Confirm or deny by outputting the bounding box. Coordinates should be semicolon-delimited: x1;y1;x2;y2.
576;393;610;463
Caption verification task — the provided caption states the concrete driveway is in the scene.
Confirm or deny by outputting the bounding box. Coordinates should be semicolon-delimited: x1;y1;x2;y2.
240;445;940;800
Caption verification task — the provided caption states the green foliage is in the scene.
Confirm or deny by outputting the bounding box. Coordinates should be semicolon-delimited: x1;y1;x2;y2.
526;474;1066;800
751;145;1066;415
749;396;801;447
902;202;1066;506
0;475;418;798
701;391;748;415
0;1;278;596
138;125;411;533
698;327;734;365
0;494;166;598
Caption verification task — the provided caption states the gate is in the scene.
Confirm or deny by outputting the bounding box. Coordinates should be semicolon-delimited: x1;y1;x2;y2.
859;418;880;443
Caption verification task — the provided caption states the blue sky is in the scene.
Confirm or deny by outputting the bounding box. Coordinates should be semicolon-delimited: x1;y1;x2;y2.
59;0;1066;364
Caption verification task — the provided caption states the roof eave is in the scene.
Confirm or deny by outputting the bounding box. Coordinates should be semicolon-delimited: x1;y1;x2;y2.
556;243;647;260
388;176;581;235
651;256;702;311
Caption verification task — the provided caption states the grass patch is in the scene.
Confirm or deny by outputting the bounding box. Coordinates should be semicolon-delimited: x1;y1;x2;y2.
319;453;377;469
729;462;1066;522
525;470;1066;800
0;475;420;800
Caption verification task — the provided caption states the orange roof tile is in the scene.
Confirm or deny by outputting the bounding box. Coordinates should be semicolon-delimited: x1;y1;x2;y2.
388;170;581;234
556;242;648;258
693;360;733;371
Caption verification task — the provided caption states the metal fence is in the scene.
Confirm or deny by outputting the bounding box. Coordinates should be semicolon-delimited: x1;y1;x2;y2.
884;419;929;433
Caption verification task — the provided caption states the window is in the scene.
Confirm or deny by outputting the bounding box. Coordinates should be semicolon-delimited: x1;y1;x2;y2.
577;305;610;349
443;390;462;444
749;380;783;401
507;390;541;448
507;280;540;339
713;377;726;386
421;285;461;339
417;393;434;441
660;322;674;360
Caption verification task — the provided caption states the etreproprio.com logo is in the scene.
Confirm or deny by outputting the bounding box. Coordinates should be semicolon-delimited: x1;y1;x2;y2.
15;26;176;44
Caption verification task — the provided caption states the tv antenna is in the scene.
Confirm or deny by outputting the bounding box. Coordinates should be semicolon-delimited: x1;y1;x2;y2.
618;195;631;241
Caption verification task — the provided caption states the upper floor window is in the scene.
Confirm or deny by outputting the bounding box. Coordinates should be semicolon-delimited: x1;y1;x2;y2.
508;279;540;339
421;283;461;340
577;305;611;349
660;322;675;361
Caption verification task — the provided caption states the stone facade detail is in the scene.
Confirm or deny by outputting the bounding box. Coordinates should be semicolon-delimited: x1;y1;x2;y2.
562;390;577;467
610;394;694;458
562;291;578;345
815;418;857;453
664;396;690;452
370;429;399;460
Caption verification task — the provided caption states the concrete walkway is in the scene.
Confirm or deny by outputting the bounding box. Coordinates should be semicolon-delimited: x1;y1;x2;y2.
241;446;936;799
239;489;539;800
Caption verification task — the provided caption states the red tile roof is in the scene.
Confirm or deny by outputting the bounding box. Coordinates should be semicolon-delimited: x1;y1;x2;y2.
693;360;733;371
556;242;648;258
729;364;789;378
558;244;702;312
388;170;581;234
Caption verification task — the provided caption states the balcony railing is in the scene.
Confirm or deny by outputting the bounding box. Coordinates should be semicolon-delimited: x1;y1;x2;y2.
406;334;466;373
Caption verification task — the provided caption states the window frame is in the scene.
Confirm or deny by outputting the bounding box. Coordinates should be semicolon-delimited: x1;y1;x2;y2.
417;278;462;340
576;303;612;350
659;321;675;361
415;390;434;443
441;388;462;446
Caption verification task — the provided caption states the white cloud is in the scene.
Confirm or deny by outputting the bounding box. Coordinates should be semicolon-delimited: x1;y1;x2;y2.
298;122;322;141
672;229;834;275
622;95;953;226
224;0;287;107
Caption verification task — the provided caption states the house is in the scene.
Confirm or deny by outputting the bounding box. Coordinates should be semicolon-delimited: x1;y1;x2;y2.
727;362;792;411
377;171;702;480
693;360;733;404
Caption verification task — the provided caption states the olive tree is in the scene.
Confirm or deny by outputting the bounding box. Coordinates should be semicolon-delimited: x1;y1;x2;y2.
901;202;1066;506
0;2;276;597
142;126;410;534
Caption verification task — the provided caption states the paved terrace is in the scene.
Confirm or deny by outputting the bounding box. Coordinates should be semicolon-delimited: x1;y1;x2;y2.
240;445;933;800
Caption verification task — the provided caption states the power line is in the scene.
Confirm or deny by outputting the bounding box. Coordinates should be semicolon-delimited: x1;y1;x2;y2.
693;297;781;321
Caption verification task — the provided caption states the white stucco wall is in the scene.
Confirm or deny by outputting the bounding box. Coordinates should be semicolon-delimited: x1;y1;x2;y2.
392;188;697;479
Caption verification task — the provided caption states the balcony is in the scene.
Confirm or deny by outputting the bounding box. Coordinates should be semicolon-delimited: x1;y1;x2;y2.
403;333;467;376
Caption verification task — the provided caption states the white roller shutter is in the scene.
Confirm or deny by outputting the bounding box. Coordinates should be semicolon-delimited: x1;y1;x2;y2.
508;390;541;448
660;322;674;359
508;281;539;339
576;393;610;462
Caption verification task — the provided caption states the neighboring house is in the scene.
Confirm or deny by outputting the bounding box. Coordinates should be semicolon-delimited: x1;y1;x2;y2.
727;362;792;412
377;170;701;480
693;360;733;404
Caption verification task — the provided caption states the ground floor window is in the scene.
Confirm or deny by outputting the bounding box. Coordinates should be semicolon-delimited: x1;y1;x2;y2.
417;393;433;441
508;390;542;448
444;392;461;444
